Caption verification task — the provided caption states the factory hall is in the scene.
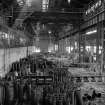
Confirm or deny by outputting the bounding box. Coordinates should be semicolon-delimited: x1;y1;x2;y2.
0;0;105;105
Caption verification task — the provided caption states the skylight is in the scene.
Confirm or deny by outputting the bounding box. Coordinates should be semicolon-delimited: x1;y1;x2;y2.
26;0;32;7
42;0;49;12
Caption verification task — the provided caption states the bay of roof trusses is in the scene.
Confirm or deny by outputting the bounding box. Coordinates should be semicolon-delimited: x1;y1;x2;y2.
0;0;95;14
51;0;95;9
0;0;95;28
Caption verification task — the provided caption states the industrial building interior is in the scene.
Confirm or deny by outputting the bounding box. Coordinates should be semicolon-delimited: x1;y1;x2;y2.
0;0;105;105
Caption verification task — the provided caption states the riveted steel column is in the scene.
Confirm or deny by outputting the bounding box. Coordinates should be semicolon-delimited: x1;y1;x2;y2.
101;0;105;73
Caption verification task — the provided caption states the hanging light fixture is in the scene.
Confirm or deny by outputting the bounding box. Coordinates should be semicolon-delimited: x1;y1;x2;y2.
48;30;52;34
86;30;97;35
17;0;24;6
68;0;71;3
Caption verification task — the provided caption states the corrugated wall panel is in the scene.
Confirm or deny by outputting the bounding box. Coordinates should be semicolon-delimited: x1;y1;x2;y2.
0;46;35;77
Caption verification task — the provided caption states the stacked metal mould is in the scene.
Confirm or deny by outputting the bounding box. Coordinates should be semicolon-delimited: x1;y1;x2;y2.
68;67;105;105
0;54;55;105
2;53;102;105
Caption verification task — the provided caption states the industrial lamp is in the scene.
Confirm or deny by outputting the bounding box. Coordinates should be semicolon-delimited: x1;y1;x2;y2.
48;30;52;34
68;0;71;3
86;30;97;35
